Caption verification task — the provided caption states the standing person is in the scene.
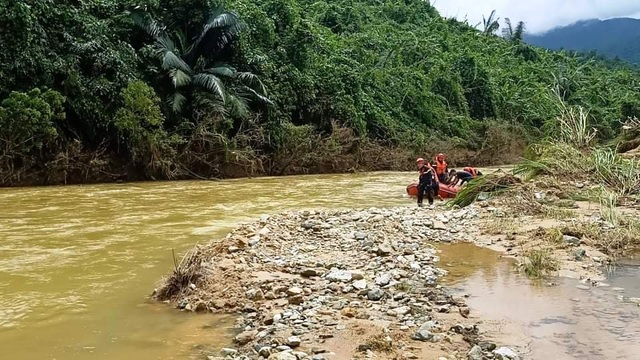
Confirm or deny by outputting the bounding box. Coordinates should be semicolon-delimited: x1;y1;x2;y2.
433;153;448;184
416;158;438;207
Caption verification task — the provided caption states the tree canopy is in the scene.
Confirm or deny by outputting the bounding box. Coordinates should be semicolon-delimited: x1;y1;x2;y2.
1;0;639;185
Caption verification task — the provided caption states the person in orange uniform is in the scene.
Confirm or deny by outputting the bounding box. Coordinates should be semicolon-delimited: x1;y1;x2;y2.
416;158;439;207
432;153;448;184
457;166;483;185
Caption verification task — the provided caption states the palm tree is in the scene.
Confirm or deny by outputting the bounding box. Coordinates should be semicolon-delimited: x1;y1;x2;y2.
131;5;271;117
502;18;526;42
482;10;500;35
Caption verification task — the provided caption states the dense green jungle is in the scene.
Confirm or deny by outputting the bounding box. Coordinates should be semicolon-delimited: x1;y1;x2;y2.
2;0;640;186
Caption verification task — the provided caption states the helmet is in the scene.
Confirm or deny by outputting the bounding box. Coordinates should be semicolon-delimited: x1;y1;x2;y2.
437;153;445;158
416;157;424;163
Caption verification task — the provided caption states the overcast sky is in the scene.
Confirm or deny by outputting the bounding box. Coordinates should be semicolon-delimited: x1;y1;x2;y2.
432;0;640;34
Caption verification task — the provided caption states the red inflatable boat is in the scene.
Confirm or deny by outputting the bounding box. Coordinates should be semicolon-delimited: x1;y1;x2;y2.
406;181;460;199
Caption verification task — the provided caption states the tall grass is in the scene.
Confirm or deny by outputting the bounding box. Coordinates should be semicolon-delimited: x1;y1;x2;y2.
516;91;640;196
513;142;586;180
600;195;619;226
522;249;558;278
592;148;640;195
544;87;597;149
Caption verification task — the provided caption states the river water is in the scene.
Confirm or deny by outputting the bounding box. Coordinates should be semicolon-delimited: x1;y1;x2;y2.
439;243;640;360
2;171;639;360
0;172;419;360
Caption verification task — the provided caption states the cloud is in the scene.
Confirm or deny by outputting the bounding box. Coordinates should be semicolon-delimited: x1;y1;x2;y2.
431;0;640;33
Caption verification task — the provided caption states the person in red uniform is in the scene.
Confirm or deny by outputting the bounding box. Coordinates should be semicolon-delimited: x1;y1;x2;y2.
416;158;439;207
432;153;448;184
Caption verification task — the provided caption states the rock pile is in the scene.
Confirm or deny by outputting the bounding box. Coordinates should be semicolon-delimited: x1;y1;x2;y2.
154;206;519;359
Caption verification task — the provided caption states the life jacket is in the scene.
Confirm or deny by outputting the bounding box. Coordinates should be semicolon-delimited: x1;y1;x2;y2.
463;167;478;177
434;158;447;175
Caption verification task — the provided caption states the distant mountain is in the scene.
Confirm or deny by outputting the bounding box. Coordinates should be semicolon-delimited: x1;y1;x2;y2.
525;18;640;64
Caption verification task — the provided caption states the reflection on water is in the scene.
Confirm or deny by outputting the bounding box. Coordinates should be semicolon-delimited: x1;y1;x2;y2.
0;172;419;360
438;243;640;360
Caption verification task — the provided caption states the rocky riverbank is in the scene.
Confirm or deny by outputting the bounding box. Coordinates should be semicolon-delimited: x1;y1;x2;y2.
154;206;529;360
153;184;631;360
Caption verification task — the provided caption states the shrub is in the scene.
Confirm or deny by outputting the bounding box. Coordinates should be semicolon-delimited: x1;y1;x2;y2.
114;81;181;178
0;88;65;176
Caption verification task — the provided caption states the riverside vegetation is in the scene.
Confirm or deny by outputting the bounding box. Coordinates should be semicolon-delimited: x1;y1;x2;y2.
2;0;640;186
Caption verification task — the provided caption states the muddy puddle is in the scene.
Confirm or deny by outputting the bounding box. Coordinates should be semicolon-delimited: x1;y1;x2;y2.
438;243;640;360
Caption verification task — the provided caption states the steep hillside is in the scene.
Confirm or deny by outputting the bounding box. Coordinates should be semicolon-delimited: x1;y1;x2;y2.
1;0;640;186
526;18;640;64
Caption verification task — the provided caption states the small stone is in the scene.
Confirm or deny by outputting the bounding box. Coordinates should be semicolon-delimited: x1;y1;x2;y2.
367;288;384;301
459;306;470;318
478;341;497;351
289;295;304;305
228;246;241;253
433;221;447;230
358;344;372;352
493;347;520;360
353;279;367;290
377;243;393;256
573;248;586;261
287;336;301;348
270;352;297;360
287;287;303;296
234;330;257;345
375;273;391;286
247;288;264;301
326;268;353;282
563;235;581;246
301;268;320;277
319;333;334;339
292;352;308;360
412;320;438;341
259;347;272;357
218;259;235;271
468;345;483;360
220;348;237;356
350;270;365;280
355;232;368;240
302;221;315;229
392;306;411;316
249;235;261;246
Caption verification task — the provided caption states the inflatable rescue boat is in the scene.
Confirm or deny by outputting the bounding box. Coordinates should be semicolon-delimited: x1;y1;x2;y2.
406;181;460;199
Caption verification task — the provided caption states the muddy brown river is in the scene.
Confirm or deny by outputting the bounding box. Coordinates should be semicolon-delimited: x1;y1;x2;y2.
1;170;639;359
